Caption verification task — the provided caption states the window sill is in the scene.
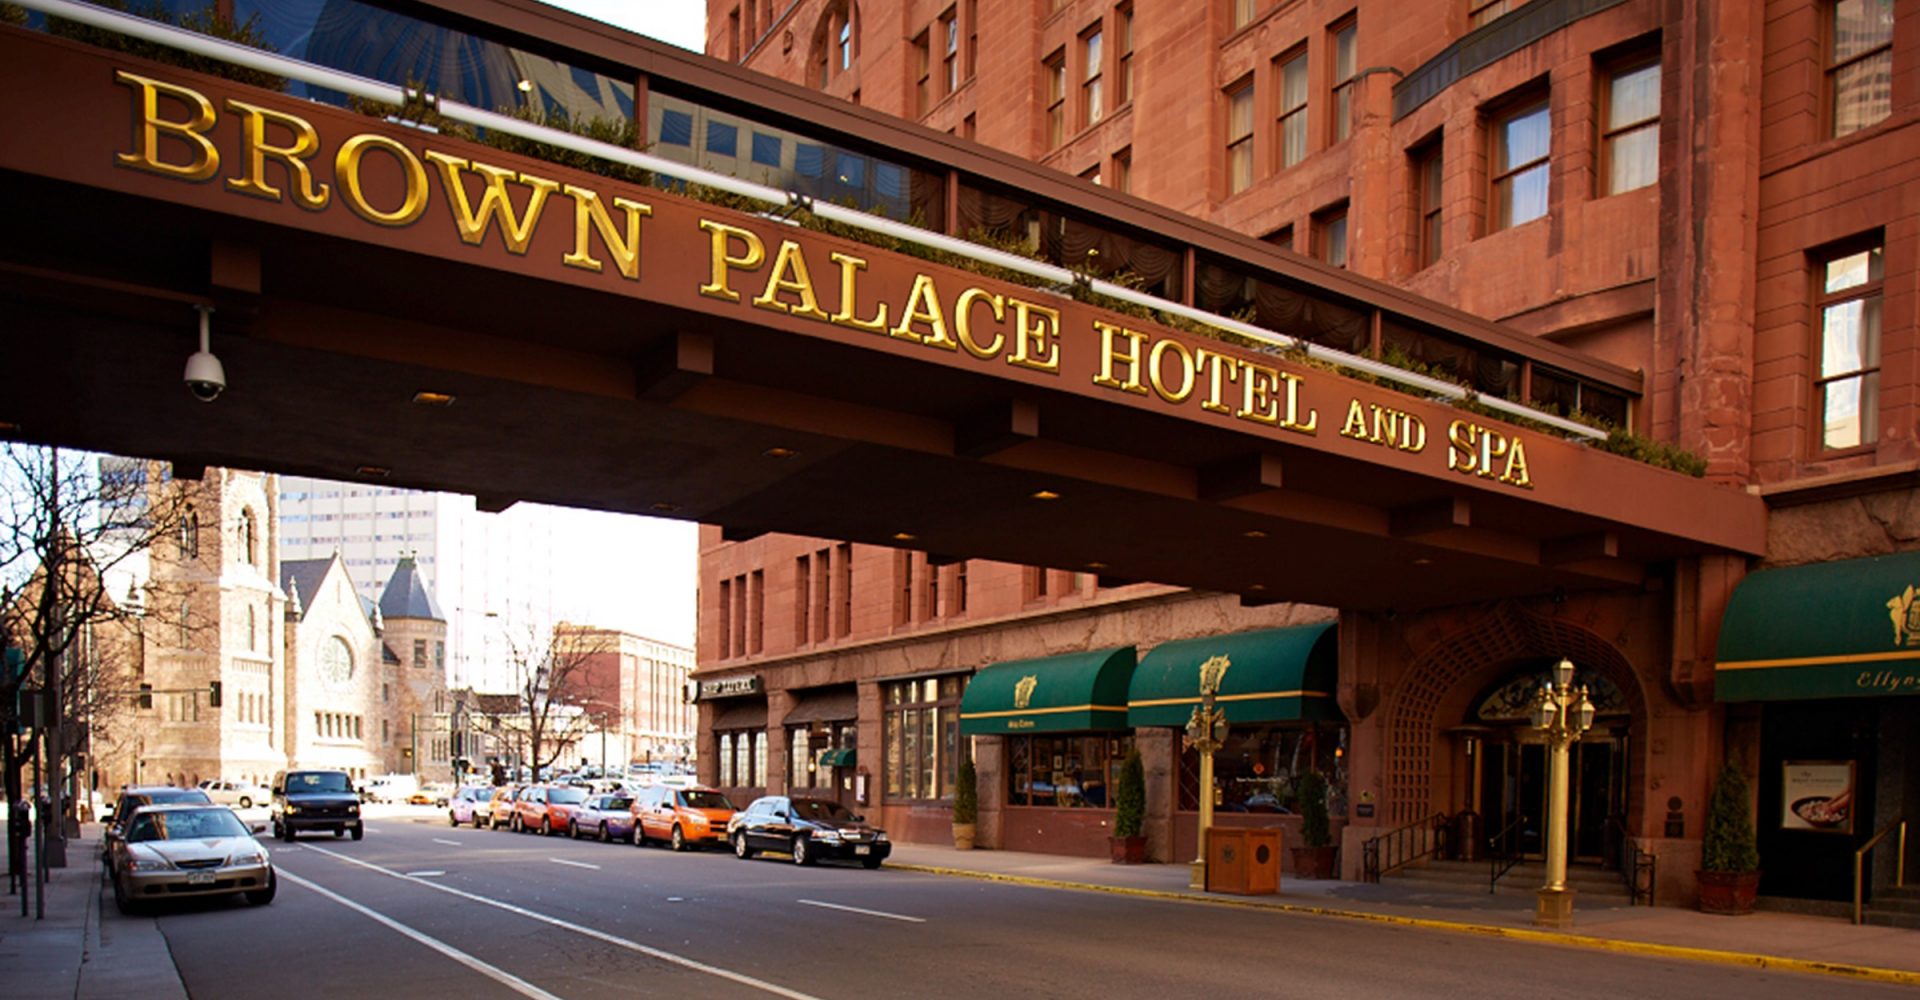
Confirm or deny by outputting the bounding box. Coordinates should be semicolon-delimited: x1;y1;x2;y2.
1760;110;1918;179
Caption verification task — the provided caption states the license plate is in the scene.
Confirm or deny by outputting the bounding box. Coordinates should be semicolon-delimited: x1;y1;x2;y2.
854;845;871;856
187;871;215;885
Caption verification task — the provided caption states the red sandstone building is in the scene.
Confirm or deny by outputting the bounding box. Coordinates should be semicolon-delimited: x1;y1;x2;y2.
693;0;1919;911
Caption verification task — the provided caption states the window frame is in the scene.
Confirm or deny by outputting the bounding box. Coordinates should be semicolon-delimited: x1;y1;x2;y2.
1275;47;1309;170
1330;18;1358;145
1597;54;1660;197
1314;202;1349;268
1489;96;1551;231
1225;75;1256;194
1230;0;1259;33
1413;139;1444;268
1045;48;1068;148
940;6;960;98
1081;23;1105;129
882;676;969;802
1469;0;1532;29
1811;239;1886;454
1116;3;1134;106
914;29;932;116
1826;0;1895;138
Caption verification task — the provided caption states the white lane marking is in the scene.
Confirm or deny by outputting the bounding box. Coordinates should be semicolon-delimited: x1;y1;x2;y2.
432;838;463;847
277;869;562;1000
299;843;823;1000
405;870;446;877
795;899;926;923
548;857;600;870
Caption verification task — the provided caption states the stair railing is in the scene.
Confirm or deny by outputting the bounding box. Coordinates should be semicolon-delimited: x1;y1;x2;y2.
1361;811;1448;882
1855;817;1908;925
1605;814;1656;905
1487;815;1529;893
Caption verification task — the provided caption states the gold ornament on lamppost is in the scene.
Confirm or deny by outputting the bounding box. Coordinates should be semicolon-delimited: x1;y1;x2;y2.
1185;655;1232;890
1531;657;1596;928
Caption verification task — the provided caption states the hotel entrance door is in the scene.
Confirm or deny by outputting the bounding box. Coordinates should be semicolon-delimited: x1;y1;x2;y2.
1480;732;1628;861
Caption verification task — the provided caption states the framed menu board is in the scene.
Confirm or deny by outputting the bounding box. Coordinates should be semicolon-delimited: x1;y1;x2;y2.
1781;761;1855;834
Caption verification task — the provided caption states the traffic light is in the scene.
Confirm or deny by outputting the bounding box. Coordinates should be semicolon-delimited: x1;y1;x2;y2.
137;683;152;710
207;680;222;708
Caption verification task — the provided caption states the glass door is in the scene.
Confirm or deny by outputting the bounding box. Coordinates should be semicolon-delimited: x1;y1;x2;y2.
1481;733;1627;862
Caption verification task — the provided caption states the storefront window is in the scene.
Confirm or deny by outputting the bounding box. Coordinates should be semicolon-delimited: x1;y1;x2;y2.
1178;723;1347;815
883;675;968;800
787;721;854;791
1007;734;1134;808
717;729;764;787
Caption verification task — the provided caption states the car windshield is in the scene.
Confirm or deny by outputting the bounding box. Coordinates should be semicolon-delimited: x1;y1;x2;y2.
149;788;214;805
129;808;250;842
604;797;633;810
548;788;587;805
288;772;351;793
680;790;733;811
790;800;855;824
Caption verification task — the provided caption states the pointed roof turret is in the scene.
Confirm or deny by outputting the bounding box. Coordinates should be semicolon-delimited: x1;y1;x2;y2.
378;555;445;622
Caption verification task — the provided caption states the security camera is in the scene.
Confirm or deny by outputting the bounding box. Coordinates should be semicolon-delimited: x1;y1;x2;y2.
184;305;225;403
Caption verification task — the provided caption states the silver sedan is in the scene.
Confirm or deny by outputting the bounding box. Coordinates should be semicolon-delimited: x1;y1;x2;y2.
109;804;276;914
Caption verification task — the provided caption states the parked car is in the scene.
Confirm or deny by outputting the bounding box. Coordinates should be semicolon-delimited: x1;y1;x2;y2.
357;774;418;803
270;769;363;842
107;803;275;914
512;784;588;835
102;785;213;867
569;792;637;842
408;782;454;807
197;779;271;809
485;785;523;830
635;784;736;851
727;795;889;868
446;785;494;827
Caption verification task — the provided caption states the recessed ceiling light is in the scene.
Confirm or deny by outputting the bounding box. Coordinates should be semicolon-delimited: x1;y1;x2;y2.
1086;561;1108;571
1412;557;1433;566
1030;489;1061;501
1249;584;1266;591
763;447;798;459
650;502;680;513
891;532;917;542
0;420;19;433
356;465;391;478
1243;529;1268;539
411;391;456;407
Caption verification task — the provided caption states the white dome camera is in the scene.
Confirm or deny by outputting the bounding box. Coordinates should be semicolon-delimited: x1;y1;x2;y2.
184;305;225;403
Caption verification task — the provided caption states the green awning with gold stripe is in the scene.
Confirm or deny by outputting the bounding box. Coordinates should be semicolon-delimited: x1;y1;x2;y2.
1716;553;1920;701
1128;624;1341;727
959;647;1136;735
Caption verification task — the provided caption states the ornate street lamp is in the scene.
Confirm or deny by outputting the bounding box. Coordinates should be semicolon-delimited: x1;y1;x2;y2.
1532;657;1595;927
1184;655;1231;890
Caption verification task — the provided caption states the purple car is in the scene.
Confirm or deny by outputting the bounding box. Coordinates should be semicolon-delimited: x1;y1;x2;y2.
569;792;638;842
446;785;496;828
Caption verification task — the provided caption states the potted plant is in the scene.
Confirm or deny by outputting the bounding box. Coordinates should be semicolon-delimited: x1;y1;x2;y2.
1697;763;1761;914
1110;749;1147;864
952;759;978;850
1289;770;1338;879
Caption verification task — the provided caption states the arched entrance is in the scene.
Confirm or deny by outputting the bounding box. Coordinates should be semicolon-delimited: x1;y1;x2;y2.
1384;604;1649;858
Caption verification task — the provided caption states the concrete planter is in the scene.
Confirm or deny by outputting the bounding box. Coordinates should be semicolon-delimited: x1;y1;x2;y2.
1110;835;1147;864
952;822;976;850
1291;845;1339;880
1696;869;1761;915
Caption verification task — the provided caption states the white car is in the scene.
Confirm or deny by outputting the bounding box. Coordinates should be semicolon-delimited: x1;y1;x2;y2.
357;775;419;803
198;779;271;809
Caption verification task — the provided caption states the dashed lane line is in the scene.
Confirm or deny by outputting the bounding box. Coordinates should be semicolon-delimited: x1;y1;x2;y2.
795;899;925;923
297;843;824;1000
277;869;562;1000
432;838;463;847
548;858;600;870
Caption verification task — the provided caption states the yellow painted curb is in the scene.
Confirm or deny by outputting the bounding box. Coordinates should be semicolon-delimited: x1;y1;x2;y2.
885;862;1920;988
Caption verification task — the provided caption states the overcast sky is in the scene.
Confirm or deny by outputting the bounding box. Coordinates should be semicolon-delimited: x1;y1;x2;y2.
541;1;707;50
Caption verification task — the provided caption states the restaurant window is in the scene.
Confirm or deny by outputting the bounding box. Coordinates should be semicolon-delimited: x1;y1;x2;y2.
1314;203;1348;268
1276;49;1309;169
1529;367;1629;429
1116;3;1134;105
1600;57;1659;195
1045;48;1068;147
941;7;960;96
1815;242;1884;451
914;30;932;115
788;721;855;791
1230;0;1258;32
1491;98;1550;230
1007;735;1134;808
1178;723;1348;814
718;729;765;787
883;676;968;800
1829;0;1894;137
1226;76;1255;194
1414;139;1443;268
1330;19;1357;144
1082;25;1105;127
1469;0;1531;28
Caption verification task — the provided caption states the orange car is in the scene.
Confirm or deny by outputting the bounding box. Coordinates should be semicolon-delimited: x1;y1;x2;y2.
633;784;737;851
485;784;524;830
512;783;589;835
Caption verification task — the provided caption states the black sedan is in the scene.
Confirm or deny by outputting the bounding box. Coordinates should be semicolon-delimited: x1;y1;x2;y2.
727;796;889;868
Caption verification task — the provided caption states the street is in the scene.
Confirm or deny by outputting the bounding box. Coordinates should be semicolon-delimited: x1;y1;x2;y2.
109;808;1915;1000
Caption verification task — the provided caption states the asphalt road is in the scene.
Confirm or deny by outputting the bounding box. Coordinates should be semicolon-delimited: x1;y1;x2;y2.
121;808;1915;1000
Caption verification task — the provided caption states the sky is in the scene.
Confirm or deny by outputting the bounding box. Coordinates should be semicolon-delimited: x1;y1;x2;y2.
541;1;707;50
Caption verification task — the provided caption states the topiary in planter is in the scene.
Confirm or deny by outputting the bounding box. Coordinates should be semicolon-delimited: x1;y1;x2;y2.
1296;770;1332;849
1115;750;1145;839
952;759;978;850
1698;763;1761;915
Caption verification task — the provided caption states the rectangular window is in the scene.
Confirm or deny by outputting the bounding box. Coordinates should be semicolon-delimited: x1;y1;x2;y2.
1046;49;1068;147
749;569;765;654
894;550;914;625
1415;140;1444;268
1117;4;1134;105
1315;204;1349;268
1231;0;1258;31
939;8;959;97
1177;723;1348;813
1470;0;1532;28
1276;49;1309;169
1601;59;1659;195
813;549;830;643
1829;0;1894;137
1006;735;1134;808
835;542;853;637
1331;19;1357;143
413;638;427;669
965;0;979;81
718;578;733;659
954;561;969;615
914;31;932;116
728;7;741;62
1815;243;1884;450
963;113;977;139
1492;99;1550;229
1082;26;1105;127
882;677;968;801
1024;565;1050;602
794;554;812;643
1265;224;1295;250
1226;77;1255;194
1112;146;1132;193
732;573;748;657
926;563;942;620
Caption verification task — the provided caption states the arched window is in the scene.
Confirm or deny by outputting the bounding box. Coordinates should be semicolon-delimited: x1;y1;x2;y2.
247;605;257;652
810;2;857;88
238;509;256;565
320;636;354;685
179;506;199;560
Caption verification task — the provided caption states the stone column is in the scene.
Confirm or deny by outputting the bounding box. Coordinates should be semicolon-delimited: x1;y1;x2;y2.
976;735;1006;850
765;687;795;794
1139;727;1175;864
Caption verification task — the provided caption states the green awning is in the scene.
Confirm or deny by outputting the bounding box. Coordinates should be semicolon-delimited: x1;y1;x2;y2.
1717;553;1920;701
959;647;1136;735
817;747;856;768
1128;624;1341;727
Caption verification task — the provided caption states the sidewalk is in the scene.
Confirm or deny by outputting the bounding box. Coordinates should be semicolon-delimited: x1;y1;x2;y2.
0;822;188;1000
884;842;1920;986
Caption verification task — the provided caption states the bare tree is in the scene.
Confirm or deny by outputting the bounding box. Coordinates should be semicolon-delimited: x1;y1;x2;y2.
2;447;197;878
494;622;612;781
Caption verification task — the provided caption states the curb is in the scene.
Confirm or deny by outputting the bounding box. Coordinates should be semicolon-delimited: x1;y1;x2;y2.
884;862;1920;988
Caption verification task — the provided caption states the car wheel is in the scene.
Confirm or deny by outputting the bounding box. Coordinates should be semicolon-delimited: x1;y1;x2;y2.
280;823;296;843
510;815;522;833
791;835;813;866
351;825;364;842
537;817;549;836
112;874;140;915
333;829;344;838
238;796;253;809
599;823;611;843
245;871;277;906
861;857;883;870
449;811;460;827
733;832;753;860
671;825;687;852
568;820;579;840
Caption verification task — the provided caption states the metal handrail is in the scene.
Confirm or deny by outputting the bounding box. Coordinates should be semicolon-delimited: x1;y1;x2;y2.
1361;811;1448;882
1854;817;1908;925
1605;815;1656;905
1487;815;1529;893
7;0;1612;442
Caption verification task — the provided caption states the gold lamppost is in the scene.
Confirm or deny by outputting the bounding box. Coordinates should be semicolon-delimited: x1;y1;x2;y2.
1184;655;1231;890
1531;657;1596;928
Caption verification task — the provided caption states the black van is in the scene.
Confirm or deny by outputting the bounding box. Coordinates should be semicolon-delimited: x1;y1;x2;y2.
270;769;364;842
